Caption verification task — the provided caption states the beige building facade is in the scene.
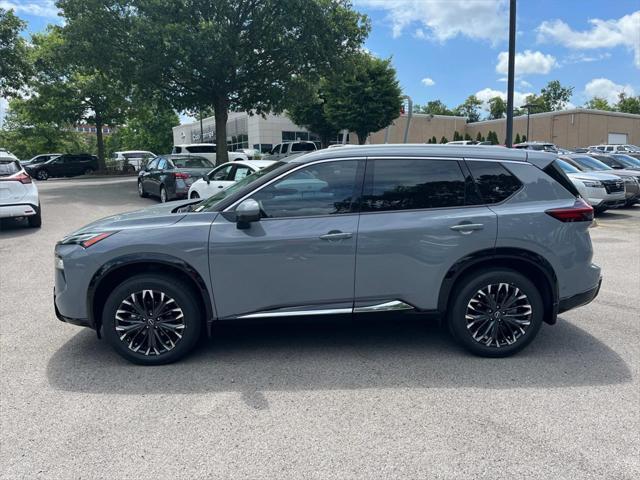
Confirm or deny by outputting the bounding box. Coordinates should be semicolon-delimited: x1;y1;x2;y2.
362;108;640;149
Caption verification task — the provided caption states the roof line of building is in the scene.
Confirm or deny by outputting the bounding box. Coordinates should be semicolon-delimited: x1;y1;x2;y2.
471;108;640;126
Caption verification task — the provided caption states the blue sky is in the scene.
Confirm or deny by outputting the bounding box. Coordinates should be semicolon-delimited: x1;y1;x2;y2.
3;0;640;118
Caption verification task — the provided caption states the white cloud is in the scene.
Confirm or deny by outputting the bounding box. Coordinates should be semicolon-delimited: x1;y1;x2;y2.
355;0;508;43
421;77;435;87
519;79;533;88
537;11;640;67
584;78;635;105
475;88;533;111
0;1;59;18
496;50;557;76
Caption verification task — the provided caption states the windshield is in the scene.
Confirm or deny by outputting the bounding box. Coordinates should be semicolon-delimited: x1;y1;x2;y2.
194;161;286;212
556;159;580;174
171;157;213;169
611;154;640;168
570;155;613;171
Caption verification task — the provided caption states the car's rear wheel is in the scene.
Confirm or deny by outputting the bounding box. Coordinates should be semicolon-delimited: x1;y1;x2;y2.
160;186;168;203
138;181;147;197
448;269;544;357
83;168;94;175
101;274;202;365
190;191;200;199
36;170;48;181
28;203;42;228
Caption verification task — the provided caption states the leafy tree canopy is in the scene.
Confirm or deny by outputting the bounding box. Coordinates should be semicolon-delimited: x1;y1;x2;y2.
0;8;32;97
487;96;506;120
453;95;482;123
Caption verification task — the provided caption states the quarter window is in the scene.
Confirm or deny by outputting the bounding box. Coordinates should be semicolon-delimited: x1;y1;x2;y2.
362;159;467;212
467;161;522;204
211;164;233;181
250;160;360;218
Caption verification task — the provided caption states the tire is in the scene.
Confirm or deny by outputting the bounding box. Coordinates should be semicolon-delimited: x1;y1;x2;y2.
190;191;200;199
138;181;148;198
448;269;544;358
101;274;202;365
84;168;94;175
28;204;42;228
36;170;48;181
160;186;168;203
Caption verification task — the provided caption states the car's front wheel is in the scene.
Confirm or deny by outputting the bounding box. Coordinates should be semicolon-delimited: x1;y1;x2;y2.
190;191;200;199
448;269;544;357
101;274;202;365
36;170;48;181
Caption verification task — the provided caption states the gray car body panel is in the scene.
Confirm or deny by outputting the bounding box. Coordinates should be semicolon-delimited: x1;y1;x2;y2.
54;145;600;328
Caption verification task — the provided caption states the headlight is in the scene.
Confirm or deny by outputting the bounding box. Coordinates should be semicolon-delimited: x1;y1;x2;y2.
580;180;603;188
54;255;64;270
60;231;118;248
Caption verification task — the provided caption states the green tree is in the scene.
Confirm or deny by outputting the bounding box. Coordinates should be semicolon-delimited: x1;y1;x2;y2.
22;28;129;169
452;131;462;141
59;0;370;164
324;53;402;145
584;97;612;111
476;132;483;141
487;96;506;120
0;98;89;159
426;137;432;144
111;99;179;155
415;100;453;116
525;80;574;113
522;135;527;142
616;93;640;114
454;95;482;123
0;8;32;97
464;133;472;141
514;133;521;144
431;135;437;144
440;136;448;144
286;79;340;148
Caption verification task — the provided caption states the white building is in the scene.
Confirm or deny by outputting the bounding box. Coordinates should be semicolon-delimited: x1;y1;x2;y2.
172;111;322;153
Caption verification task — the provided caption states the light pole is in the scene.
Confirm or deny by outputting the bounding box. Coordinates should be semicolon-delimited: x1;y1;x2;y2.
505;0;516;147
521;102;536;141
402;95;413;144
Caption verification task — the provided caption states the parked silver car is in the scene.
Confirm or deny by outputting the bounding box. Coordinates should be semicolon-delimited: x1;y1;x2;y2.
54;145;602;364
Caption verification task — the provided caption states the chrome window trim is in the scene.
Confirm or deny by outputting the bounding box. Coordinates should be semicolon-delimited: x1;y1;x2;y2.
237;308;352;319
353;300;414;313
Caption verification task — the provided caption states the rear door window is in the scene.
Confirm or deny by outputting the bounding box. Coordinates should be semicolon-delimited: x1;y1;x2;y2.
281;143;290;154
362;159;467;212
0;161;20;176
466;161;523;204
291;142;315;152
186;145;216;153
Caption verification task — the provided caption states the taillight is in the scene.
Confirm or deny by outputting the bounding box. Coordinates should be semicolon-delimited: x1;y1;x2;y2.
545;198;594;223
0;172;32;184
175;172;190;179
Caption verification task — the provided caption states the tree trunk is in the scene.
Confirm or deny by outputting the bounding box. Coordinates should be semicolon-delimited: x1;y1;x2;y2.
95;115;106;171
213;97;229;165
357;131;367;145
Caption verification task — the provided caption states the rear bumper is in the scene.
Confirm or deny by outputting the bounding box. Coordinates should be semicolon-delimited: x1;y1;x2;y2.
0;203;38;218
558;277;602;314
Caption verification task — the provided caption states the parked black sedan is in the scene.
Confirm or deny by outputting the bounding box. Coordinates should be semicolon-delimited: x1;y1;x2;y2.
24;153;98;180
138;155;214;202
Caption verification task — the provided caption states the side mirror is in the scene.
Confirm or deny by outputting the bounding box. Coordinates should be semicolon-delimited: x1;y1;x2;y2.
235;199;260;229
203;174;210;185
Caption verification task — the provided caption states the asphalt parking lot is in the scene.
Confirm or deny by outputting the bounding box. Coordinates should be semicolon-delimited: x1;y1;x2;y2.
1;176;639;479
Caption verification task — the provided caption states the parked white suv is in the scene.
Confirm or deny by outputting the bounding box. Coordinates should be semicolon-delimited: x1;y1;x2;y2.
112;150;156;172
556;158;626;213
172;144;248;164
589;144;640;153
0;156;41;227
267;141;317;160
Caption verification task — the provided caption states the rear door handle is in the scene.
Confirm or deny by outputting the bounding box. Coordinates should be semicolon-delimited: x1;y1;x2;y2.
319;230;353;241
450;223;484;234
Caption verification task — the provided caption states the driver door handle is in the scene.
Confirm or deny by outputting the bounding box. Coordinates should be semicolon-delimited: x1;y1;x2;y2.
450;223;484;233
319;231;353;241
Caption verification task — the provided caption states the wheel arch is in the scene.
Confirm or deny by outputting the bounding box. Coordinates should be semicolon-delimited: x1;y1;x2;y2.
88;253;214;337
438;248;559;325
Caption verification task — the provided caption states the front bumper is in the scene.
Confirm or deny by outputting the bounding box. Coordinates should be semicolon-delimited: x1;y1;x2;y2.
558;277;602;314
54;287;93;328
0;203;38;218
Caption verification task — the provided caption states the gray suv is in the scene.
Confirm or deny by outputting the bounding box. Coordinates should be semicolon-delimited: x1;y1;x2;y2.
54;145;602;364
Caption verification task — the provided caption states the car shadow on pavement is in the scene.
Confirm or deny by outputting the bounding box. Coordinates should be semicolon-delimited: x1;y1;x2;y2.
0;218;39;236
47;316;631;406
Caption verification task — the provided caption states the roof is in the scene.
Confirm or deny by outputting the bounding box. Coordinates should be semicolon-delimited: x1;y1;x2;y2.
472;107;640;126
